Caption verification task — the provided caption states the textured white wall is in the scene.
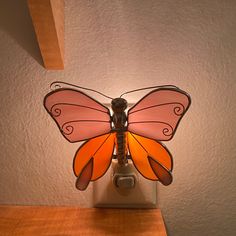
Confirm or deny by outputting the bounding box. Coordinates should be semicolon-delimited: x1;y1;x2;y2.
0;0;236;235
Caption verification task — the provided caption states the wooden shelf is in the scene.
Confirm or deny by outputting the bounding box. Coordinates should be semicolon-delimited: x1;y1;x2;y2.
0;206;167;236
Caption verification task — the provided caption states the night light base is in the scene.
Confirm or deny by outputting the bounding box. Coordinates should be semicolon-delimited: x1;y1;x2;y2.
93;159;157;208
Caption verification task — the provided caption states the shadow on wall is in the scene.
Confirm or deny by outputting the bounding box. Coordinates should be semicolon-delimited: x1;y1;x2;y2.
0;0;43;66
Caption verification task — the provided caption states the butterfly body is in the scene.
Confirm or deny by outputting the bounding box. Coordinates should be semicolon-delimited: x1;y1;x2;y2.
44;84;191;190
111;97;128;165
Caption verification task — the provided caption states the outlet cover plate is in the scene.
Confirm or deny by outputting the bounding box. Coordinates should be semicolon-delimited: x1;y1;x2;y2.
93;160;157;208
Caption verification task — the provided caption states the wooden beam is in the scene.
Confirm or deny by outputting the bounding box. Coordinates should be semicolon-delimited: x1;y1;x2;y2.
28;0;64;70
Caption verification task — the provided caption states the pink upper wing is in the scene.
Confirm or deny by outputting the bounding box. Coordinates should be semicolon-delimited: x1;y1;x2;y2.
127;88;191;141
44;89;111;142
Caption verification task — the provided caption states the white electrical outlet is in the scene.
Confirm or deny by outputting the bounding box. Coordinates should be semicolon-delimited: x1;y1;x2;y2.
93;160;157;208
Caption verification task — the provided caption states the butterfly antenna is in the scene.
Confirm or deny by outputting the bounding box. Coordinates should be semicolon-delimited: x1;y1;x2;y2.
120;85;180;98
50;81;114;100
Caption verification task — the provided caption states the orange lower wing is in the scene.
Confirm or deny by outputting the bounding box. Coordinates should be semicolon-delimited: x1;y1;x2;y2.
127;132;173;185
73;133;115;190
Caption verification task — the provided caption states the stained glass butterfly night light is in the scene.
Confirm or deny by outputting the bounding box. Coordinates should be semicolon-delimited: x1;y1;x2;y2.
44;82;191;190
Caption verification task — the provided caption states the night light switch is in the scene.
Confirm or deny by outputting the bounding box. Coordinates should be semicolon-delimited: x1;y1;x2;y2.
115;176;135;189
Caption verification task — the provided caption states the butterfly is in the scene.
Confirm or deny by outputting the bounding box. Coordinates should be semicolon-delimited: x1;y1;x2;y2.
44;82;191;190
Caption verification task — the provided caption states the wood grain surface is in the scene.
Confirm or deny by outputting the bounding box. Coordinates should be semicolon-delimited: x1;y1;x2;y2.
0;206;167;236
27;0;64;69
